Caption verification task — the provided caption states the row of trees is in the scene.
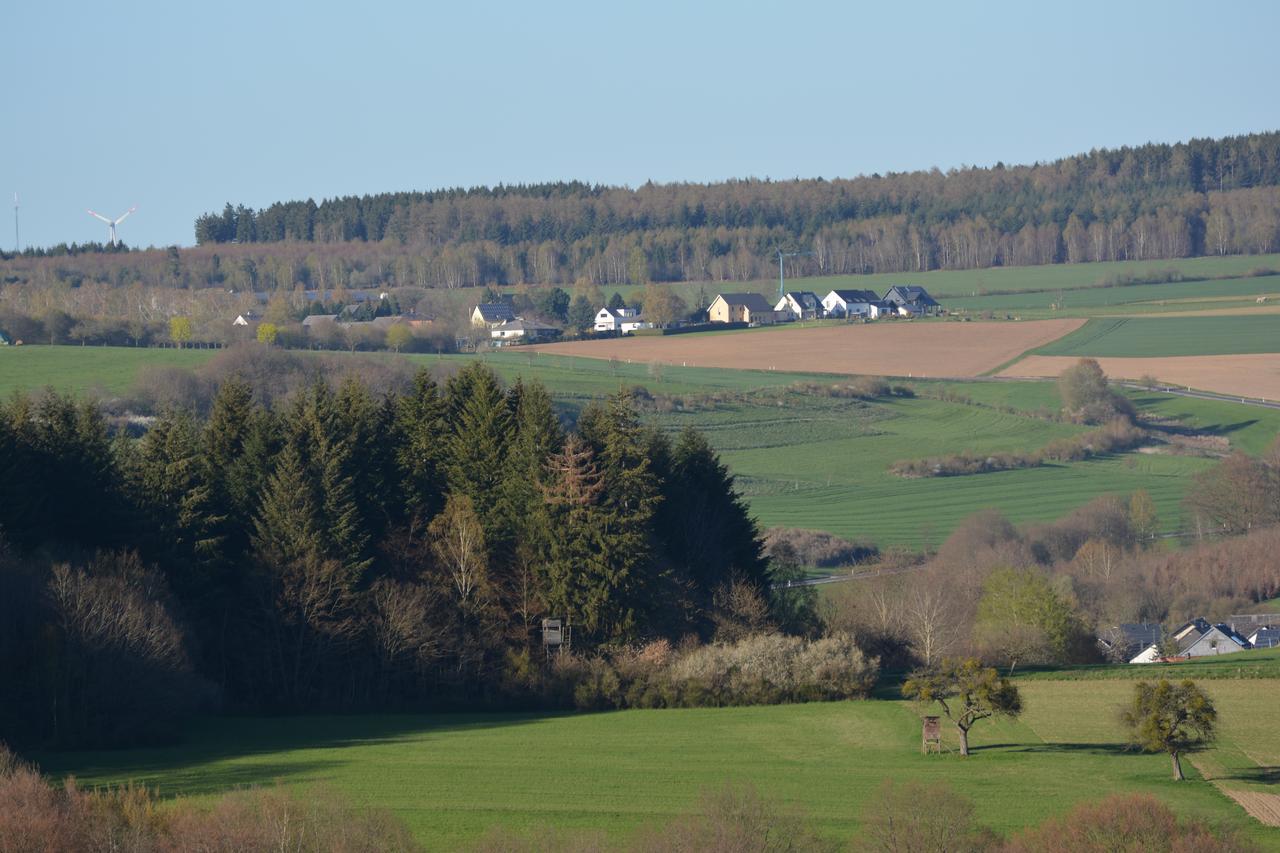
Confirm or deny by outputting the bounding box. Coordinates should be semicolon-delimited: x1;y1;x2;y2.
0;365;775;746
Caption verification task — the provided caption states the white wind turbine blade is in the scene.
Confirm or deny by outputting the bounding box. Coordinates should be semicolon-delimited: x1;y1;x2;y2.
87;209;113;224
113;206;137;225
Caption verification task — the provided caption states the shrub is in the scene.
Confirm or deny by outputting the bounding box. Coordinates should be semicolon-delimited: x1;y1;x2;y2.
860;779;995;853
1002;793;1256;852
0;747;421;852
763;528;878;568
632;784;837;853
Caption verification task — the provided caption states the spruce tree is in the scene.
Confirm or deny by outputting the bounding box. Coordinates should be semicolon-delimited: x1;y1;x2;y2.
663;427;768;600
444;363;512;549
394;368;448;522
540;435;612;638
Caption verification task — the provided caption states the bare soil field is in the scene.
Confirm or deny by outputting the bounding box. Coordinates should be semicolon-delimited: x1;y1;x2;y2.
1002;354;1280;401
531;319;1085;378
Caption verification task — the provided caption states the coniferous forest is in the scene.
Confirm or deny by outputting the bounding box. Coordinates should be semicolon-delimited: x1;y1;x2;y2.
0;364;786;748
187;131;1280;286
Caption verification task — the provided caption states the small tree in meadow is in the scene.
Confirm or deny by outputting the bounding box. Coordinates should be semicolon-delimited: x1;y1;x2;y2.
385;323;413;353
902;658;1022;756
1120;679;1217;781
256;322;279;346
169;316;193;348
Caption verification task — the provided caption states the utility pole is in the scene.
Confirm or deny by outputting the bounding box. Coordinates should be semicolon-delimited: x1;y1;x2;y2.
776;248;816;299
12;192;18;252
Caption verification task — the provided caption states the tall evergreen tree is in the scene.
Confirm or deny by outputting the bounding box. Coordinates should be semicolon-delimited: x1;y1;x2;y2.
444;363;512;551
395;368;448;523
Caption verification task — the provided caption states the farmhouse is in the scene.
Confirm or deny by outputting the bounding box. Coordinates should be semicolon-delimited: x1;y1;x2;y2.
594;307;650;333
1130;618;1251;663
301;314;337;327
774;291;823;320
490;318;560;344
883;285;942;316
471;303;517;328
232;311;260;326
707;293;782;325
821;289;885;319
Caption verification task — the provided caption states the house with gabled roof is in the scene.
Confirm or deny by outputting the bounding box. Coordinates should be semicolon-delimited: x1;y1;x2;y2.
707;293;782;325
774;291;822;321
883;285;942;316
232;310;260;326
1130;618;1251;663
471;303;517;328
1247;626;1279;649
490;318;560;344
1097;623;1163;663
822;289;886;319
594;306;648;333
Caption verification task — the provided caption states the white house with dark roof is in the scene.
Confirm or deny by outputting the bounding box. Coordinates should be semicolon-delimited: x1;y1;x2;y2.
882;285;942;316
594;307;649;333
1248;626;1279;649
822;289;885;319
471;303;517;328
1097;623;1163;663
1130;618;1252;663
489;318;560;343
774;291;823;320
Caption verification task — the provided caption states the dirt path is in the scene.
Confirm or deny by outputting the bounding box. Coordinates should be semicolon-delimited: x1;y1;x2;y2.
532;319;1085;378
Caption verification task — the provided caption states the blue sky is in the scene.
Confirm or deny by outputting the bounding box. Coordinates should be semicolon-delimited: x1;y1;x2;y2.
5;0;1279;249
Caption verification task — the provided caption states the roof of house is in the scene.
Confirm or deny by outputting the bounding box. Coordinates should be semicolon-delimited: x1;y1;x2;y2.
1169;619;1250;654
474;303;516;323
714;293;776;312
1249;626;1280;646
302;314;338;326
783;291;822;307
828;289;882;303
884;285;941;306
1105;623;1163;650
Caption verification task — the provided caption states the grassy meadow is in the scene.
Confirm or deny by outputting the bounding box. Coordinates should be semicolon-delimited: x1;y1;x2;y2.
5;346;1280;546
36;660;1280;848
1032;315;1280;358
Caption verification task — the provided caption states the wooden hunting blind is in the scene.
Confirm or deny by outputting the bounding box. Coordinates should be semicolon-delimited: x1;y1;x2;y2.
921;715;942;754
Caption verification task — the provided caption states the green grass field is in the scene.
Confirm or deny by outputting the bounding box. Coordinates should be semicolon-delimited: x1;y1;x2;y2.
941;274;1280;319
1032;316;1280;358
35;670;1280;848
6;346;1280;546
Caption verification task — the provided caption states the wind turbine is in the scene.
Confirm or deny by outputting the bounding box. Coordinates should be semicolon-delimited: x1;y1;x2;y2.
87;206;136;246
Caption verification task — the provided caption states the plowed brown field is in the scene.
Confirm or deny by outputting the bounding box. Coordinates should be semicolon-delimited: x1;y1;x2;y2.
531;319;1085;378
1001;354;1280;401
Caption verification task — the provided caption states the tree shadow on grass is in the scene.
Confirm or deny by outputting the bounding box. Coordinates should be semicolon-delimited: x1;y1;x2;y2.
972;741;1131;756
36;710;572;795
1222;766;1280;786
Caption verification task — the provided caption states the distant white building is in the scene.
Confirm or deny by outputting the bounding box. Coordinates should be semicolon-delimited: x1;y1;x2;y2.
471;303;517;328
822;289;886;319
232;311;260;326
774;291;822;320
594;307;648;333
490;318;560;343
1130;618;1252;663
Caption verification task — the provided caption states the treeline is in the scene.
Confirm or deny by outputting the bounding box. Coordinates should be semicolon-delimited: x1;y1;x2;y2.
182;131;1280;284
0;365;787;747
